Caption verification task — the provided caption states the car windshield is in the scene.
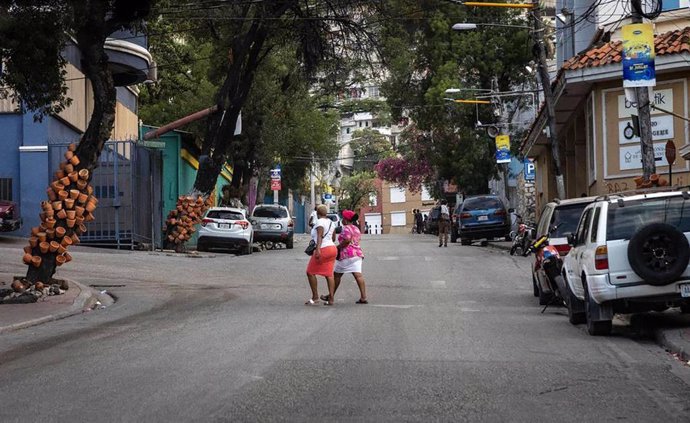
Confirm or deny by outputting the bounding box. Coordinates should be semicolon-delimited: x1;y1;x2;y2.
463;197;503;211
207;210;244;220
550;203;588;237
253;207;288;218
607;196;690;241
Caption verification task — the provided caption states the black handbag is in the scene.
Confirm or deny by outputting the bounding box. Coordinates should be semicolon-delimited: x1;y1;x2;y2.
305;221;332;256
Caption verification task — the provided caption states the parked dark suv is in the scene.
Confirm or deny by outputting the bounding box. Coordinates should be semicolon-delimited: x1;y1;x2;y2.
424;206;441;235
455;195;510;245
0;200;21;232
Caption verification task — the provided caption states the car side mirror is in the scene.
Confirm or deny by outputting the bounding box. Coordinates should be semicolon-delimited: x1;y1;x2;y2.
567;233;576;246
528;228;536;240
508;208;515;213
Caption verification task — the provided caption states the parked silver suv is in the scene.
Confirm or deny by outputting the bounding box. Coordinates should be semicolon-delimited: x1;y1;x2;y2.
250;204;294;249
563;189;690;336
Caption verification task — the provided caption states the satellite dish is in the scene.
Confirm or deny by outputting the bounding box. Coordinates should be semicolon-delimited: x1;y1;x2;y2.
486;126;500;138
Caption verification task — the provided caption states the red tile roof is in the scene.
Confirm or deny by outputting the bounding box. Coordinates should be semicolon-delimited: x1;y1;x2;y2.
563;27;690;71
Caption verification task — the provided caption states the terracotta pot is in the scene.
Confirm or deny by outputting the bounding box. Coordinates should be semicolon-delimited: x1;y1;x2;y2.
650;173;660;183
68;172;78;182
52;181;64;194
69;189;80;200
35;282;45;290
39;224;47;232
87;185;94;195
70;155;80;166
46;228;55;239
31;256;42;268
56;255;66;266
56;227;66;238
58;190;68;200
85;202;97;213
79;169;89;180
85;212;95;222
64;163;74;173
39;241;50;254
23;246;32;254
45;210;54;219
78;223;87;234
66;210;76;220
75;205;85;216
77;180;87;190
68;143;77;152
29;237;38;248
37;232;47;242
66;218;76;228
45;218;56;229
64;252;72;263
659;178;669;187
64;198;75;209
46;188;57;201
52;201;63;211
60;176;70;186
39;212;46;222
50;241;60;252
31;226;40;236
61;236;73;247
71;234;80;244
11;280;25;292
77;193;88;204
57;245;66;254
59;161;66;171
41;201;51;211
641;181;653;188
55;170;65;180
23;253;33;265
57;209;67;219
64;150;74;160
75;215;85;225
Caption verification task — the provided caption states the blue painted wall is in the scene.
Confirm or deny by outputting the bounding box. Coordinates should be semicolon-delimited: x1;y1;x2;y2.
0;114;22;207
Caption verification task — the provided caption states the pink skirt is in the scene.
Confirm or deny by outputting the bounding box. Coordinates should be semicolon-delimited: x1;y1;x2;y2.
306;246;337;277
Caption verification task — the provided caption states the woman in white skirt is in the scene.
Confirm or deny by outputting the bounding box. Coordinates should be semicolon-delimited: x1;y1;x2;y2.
322;209;368;304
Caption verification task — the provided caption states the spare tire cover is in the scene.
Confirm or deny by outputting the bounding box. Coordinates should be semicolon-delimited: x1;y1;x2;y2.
627;223;690;286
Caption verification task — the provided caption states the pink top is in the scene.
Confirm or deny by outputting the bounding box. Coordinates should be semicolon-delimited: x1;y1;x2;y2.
338;224;364;259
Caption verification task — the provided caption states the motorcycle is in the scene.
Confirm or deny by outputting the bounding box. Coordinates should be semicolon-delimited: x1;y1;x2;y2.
509;221;534;256
523;230;567;310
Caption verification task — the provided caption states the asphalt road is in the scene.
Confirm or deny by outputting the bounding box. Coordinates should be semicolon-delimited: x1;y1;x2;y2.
1;234;690;422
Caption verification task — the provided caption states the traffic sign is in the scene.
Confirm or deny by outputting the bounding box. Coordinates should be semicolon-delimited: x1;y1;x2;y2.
524;159;536;181
665;140;676;165
271;179;281;191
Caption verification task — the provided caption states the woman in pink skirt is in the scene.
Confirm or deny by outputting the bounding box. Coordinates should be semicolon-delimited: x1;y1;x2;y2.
305;205;337;305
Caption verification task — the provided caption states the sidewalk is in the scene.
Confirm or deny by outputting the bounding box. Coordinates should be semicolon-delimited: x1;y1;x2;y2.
0;273;104;334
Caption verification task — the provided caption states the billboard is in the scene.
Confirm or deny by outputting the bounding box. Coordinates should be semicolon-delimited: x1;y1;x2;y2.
622;23;656;87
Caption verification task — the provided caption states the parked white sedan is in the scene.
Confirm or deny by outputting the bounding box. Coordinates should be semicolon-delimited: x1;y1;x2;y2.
198;207;253;255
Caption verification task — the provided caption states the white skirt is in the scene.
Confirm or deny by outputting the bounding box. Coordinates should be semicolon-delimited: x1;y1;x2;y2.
334;256;363;274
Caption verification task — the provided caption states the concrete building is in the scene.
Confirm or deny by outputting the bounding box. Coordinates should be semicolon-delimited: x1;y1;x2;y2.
0;30;154;237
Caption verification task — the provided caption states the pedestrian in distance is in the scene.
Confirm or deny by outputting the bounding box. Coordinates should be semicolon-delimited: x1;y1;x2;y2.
415;209;424;234
308;206;318;229
305;204;338;305
321;209;368;304
411;209;418;233
438;200;450;247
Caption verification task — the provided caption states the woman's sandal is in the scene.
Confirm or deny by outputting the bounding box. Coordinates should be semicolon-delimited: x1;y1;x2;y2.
356;299;368;304
305;299;320;305
320;295;330;302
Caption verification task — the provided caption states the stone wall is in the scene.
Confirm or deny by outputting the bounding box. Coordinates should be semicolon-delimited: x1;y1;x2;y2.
516;174;536;224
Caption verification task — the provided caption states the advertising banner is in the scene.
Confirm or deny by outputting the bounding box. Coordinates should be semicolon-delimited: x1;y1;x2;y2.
622;23;656;87
619;142;669;170
495;134;511;164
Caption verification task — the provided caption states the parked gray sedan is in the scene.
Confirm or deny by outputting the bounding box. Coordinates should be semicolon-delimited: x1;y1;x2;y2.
250;204;294;249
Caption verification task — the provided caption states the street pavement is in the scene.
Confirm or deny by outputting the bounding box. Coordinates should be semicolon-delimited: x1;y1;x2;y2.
1;234;690;422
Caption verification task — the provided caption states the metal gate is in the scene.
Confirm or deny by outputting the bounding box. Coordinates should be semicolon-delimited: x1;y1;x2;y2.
48;141;163;249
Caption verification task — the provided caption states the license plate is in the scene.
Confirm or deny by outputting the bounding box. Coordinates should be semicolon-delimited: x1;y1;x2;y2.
218;223;230;229
478;215;488;221
681;284;690;298
261;224;271;229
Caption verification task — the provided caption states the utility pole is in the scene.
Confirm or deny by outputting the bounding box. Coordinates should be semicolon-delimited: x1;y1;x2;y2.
310;152;316;208
631;0;656;181
531;0;566;200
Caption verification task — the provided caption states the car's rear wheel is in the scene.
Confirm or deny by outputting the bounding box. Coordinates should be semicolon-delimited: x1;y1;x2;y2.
565;278;585;325
197;244;207;252
243;243;252;255
585;286;612;336
532;274;539;297
450;229;458;243
286;237;294;249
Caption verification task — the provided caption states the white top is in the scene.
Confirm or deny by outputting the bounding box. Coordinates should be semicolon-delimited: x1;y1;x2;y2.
441;204;449;215
309;210;318;226
311;217;336;248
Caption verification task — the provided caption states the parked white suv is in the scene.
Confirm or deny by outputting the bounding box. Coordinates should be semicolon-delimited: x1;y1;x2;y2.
563;189;690;336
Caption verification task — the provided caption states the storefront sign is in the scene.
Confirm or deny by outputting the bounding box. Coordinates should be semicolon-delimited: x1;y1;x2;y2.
622;23;656;87
618;114;674;144
619;142;669;170
495;134;511;163
617;88;672;118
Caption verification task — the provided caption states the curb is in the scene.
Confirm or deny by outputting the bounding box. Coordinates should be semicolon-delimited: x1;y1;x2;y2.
0;278;99;335
485;242;512;252
654;327;690;362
